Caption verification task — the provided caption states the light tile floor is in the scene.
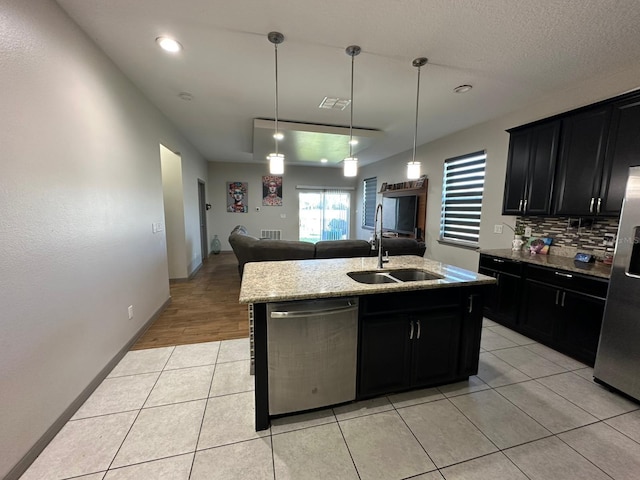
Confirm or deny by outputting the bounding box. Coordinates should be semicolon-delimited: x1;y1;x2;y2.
20;323;640;480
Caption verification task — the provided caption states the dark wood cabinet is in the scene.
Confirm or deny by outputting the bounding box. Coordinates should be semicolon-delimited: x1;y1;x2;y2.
553;106;612;216
520;264;607;366
503;121;560;215
599;93;640;215
503;90;640;218
478;255;523;329
358;287;483;398
520;278;559;343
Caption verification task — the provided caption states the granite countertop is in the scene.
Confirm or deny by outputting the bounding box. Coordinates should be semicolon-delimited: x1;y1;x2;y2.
480;249;611;279
239;255;496;304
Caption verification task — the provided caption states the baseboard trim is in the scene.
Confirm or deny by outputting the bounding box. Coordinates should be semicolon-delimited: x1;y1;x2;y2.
5;297;172;480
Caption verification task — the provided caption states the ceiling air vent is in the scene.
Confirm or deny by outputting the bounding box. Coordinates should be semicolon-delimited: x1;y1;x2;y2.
319;97;351;111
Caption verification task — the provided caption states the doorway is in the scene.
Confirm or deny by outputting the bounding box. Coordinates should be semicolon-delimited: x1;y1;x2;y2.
198;179;208;261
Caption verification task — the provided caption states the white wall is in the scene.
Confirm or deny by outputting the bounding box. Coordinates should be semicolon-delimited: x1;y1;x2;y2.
160;145;188;279
0;1;207;477
208;162;358;250
357;67;640;272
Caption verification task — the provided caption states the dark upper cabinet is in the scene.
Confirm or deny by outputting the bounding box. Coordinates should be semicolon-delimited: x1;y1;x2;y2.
553;106;612;216
599;93;640;215
503;121;560;215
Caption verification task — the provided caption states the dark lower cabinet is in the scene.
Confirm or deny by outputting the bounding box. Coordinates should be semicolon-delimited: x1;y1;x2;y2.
556;290;605;365
520;279;558;343
520;265;607;366
478;255;522;329
358;288;483;398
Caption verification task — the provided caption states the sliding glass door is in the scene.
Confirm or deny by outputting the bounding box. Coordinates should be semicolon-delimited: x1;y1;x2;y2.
298;189;351;243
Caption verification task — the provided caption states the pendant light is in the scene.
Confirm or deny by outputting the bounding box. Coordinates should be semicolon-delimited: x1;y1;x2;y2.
343;45;361;177
267;32;285;175
407;57;428;180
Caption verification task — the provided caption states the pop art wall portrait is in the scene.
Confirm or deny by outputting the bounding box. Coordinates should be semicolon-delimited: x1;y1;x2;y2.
227;181;248;213
262;175;283;206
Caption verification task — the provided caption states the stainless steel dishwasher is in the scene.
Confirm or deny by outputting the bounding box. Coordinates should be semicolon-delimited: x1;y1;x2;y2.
266;297;358;415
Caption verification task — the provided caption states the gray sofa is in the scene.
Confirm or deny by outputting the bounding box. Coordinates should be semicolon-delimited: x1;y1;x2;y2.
229;225;426;277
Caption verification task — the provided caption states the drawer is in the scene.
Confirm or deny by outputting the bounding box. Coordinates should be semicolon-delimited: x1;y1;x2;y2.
479;254;523;276
525;264;609;298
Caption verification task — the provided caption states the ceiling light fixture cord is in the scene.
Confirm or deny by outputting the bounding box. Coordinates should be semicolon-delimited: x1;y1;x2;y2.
268;32;284;156
412;57;428;164
344;45;361;177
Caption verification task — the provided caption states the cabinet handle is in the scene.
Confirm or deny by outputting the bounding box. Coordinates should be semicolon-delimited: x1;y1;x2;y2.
597;197;602;214
523;199;528;213
409;321;414;340
589;197;595;213
492;258;505;263
518;199;523;211
554;271;573;278
561;291;566;307
417;320;421;339
555;290;560;305
468;295;474;313
496;273;500;286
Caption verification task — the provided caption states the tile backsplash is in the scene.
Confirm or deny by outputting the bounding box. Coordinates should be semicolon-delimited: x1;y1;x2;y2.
517;216;619;258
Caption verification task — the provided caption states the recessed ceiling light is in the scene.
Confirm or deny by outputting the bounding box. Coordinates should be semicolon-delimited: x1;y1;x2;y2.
454;84;472;94
178;92;193;101
156;36;182;53
320;158;328;163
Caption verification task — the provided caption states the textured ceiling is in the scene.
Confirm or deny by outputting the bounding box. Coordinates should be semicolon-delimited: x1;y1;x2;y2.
56;0;640;168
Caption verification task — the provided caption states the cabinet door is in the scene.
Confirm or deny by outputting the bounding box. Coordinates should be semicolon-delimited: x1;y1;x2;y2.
478;267;499;317
558;290;605;366
495;272;521;329
411;308;461;386
599;94;640;215
520;279;558;343
503;130;531;214
553;107;611;215
358;314;411;397
525;121;560;215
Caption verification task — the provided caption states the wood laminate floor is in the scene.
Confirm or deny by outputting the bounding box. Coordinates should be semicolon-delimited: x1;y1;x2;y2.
131;252;248;350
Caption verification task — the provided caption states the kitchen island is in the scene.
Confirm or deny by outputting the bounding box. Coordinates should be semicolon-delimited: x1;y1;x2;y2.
240;255;495;430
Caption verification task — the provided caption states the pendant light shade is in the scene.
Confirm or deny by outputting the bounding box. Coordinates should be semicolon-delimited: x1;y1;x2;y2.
344;45;361;177
268;31;285;175
407;57;428;180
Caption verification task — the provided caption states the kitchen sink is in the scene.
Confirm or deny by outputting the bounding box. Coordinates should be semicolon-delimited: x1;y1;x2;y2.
347;271;400;284
386;269;444;282
347;268;444;284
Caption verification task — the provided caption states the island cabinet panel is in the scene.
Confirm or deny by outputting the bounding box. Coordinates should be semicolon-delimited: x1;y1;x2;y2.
358;314;412;397
357;287;483;399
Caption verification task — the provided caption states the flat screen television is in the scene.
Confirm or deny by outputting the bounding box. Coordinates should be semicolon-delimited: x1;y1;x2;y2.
382;195;417;235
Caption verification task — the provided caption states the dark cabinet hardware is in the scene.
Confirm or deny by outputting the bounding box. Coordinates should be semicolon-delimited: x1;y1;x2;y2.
409;320;414;340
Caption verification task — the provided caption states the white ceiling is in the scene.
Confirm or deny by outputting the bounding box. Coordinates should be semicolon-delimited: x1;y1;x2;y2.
56;0;640;169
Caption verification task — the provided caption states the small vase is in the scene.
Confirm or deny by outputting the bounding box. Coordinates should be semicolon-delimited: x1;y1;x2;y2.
512;235;524;252
211;235;221;255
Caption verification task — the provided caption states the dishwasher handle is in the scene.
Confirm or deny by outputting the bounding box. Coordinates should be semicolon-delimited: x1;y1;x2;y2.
270;301;358;318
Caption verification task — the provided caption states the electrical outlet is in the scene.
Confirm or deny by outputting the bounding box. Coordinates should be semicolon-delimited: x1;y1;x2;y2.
493;224;503;234
128;305;134;320
524;226;532;237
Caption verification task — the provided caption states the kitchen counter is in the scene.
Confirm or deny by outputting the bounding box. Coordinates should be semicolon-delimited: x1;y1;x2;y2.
479;249;611;279
239;255;496;304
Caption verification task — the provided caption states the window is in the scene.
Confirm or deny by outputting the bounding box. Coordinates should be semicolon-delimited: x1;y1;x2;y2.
440;151;486;246
298;189;351;243
362;177;377;229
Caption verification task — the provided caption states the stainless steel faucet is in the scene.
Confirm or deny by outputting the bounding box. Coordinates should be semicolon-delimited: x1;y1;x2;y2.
374;203;389;269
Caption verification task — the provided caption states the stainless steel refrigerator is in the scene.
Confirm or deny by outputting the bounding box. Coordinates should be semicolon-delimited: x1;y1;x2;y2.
594;165;640;401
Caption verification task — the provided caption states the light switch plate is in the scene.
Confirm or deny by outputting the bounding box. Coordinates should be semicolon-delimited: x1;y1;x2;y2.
524;226;532;237
494;225;503;234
